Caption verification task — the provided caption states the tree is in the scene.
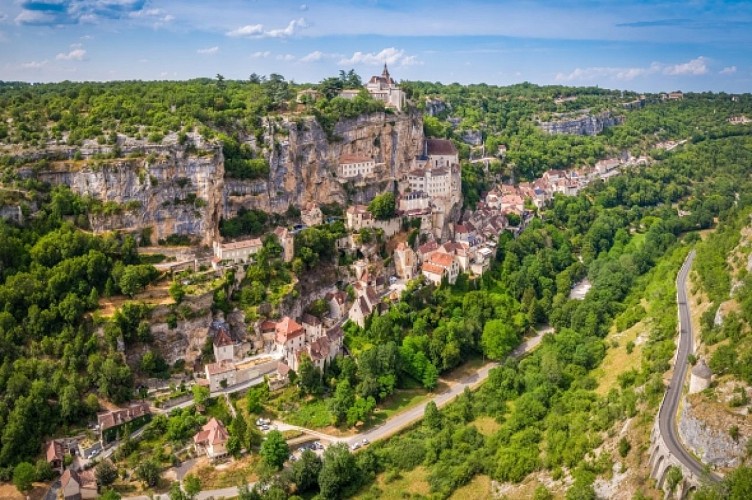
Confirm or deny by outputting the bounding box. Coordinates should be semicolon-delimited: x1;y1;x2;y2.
481;319;519;360
136;459;161;487
169;281;186;304
192;384;210;406
617;437;631;458
34;459;53;481
169;481;187;500
260;430;289;470
423;401;442;431
246;384;269;414
665;466;683;493
329;379;355;426
12;462;35;492
100;491;121;500
291;449;322;494
229;415;249;456
298;355;322;395
96;460;118;487
346;396;376;427
368;192;396;220
183;474;201;500
319;443;359;499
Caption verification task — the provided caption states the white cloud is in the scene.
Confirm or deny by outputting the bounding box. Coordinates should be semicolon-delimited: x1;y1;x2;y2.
299;50;341;63
556;56;711;82
56;48;87;61
197;46;219;55
663;56;708;76
227;18;307;38
300;4;308;11
276;54;296;62
21;60;49;69
250;51;271;59
720;65;737;75
339;47;419;67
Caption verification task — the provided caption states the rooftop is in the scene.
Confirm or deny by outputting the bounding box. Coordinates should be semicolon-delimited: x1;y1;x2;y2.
426;138;458;157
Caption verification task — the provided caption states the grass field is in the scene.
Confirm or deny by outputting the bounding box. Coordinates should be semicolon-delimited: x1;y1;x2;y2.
355;466;431;499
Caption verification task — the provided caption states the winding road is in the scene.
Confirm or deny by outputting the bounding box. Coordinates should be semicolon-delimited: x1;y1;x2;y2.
123;326;553;500
659;250;719;482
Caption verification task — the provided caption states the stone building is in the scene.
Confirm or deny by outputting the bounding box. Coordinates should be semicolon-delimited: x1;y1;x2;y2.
689;359;712;394
365;64;406;111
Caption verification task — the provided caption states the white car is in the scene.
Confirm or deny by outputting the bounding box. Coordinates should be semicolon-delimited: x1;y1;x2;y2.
361;438;370;445
351;442;361;450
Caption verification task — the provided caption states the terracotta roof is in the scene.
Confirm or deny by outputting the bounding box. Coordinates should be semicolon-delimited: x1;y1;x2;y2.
346;204;369;214
426;139;458;156
275;316;304;344
366;286;378;304
339;154;373;164
327;326;344;342
97;402;150;431
301;313;321;327
206;361;235;376
61;469;95;490
326;291;346;305
213;327;234;347
418;240;439;255
46;440;64;463
219;238;262;251
273;226;289;239
358;296;371;315
259;320;277;333
194;417;229;446
428;252;455;268
276;362;291;377
422;263;446;276
307;336;332;360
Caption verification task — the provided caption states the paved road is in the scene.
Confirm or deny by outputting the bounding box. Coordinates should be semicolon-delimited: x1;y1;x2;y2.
124;326;553;500
659;250;720;482
271;326;553;448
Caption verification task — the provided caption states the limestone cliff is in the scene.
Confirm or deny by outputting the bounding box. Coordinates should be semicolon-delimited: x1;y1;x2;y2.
224;111;424;216
32;143;224;245
538;111;624;136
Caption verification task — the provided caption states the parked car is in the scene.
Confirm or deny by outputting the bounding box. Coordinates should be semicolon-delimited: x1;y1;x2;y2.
351;442;361;450
361;438;370;445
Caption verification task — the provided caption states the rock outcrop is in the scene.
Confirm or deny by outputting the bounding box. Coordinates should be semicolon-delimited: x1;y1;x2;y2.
33;144;224;245
224;111;424;216
538;111;624;136
678;397;750;469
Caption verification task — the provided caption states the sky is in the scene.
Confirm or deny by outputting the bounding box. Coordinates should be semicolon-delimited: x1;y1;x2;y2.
0;0;751;92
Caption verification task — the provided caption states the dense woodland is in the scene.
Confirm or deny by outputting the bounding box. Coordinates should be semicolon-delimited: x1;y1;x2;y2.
1;78;752;498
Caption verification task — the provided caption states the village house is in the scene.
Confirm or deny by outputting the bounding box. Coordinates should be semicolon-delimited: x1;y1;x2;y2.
296;88;320;104
211;322;237;364
193;417;229;460
595;158;621;175
439;242;471;273
417;240;440;263
45;440;66;474
61;469;97;500
97;402;151;445
348;285;380;328
301;202;323;226
299;326;344;371
338;154;376;179
421;252;460;285
204;355;281;392
394;242;418;280
399;190;431;213
274;316;306;369
213;237;262;264
364;64;406;111
345;205;374;230
325;290;348;319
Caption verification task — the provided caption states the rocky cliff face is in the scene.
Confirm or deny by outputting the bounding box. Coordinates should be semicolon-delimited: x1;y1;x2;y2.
34;144;224;245
224;111;424;216
538;111;624;136
678;396;750;469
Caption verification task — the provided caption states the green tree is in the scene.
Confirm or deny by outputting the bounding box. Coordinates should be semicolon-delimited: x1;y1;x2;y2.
329;379;355;426
136;459;161;487
298;355;322;395
100;490;122;500
169;281;186;304
481;319;519;360
423;401;442;431
260;430;289;470
95;460;118;487
229;415;249;456
12;462;35;492
34;459;53;481
192;384;210;406
346;396;376;427
319;443;359;499
665;466;683;493
183;474;201;500
368;192;396;220
291;449;323;494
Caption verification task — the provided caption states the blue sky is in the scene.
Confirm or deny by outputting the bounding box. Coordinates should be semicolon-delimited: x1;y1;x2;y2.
0;0;750;92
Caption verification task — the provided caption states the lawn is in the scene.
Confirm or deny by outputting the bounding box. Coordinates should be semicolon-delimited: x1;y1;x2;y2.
204;396;233;424
190;455;260;489
450;475;493;499
354;466;431;499
472;416;501;436
285;398;334;429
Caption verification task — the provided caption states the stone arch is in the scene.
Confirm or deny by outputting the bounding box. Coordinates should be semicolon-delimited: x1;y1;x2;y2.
651;454;666;481
657;462;670;489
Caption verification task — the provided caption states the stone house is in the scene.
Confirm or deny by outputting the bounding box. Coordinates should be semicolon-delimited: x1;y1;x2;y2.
97;402;151;445
394;242;418;280
273;226;295;263
421;252;460;285
213;238;262;264
193;417;229;459
325;291;348;319
365;64;406;111
339;154;376;179
61;469;97;500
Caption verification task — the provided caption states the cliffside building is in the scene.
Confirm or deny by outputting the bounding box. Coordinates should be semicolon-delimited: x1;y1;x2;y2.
273;226;295;263
394;242;418;280
213;238;262;264
365;64;406;112
339;154;377;179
